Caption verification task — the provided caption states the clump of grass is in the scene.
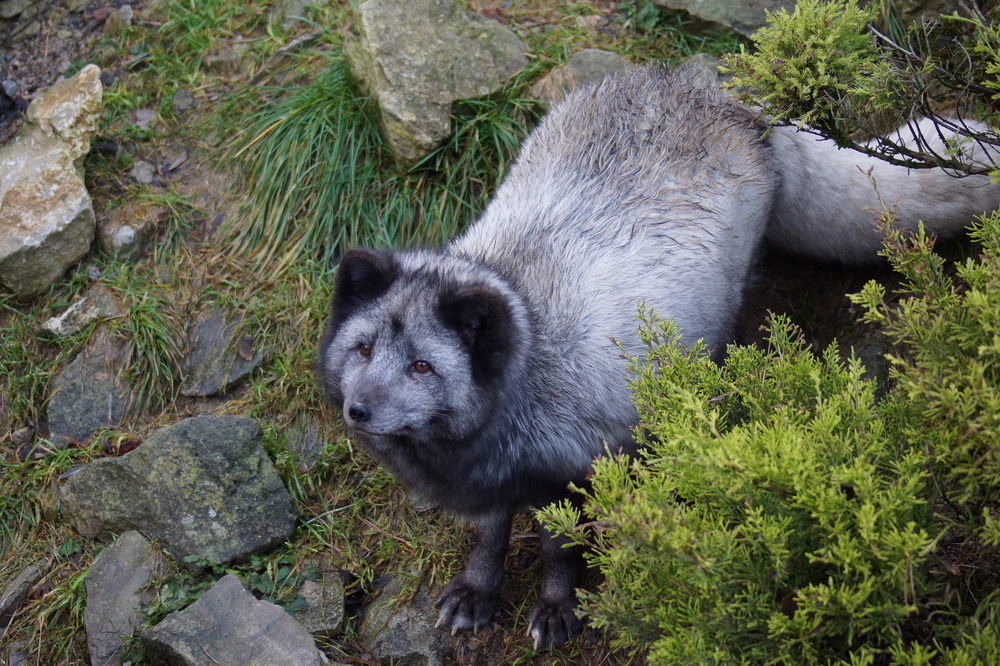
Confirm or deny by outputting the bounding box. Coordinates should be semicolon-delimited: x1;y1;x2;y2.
100;263;185;420
221;50;540;270
221;54;390;268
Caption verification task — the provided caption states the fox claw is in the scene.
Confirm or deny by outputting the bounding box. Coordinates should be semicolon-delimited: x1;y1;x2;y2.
434;573;498;635
527;596;583;651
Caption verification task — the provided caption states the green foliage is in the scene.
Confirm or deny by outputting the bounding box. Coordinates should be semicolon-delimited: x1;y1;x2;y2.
102;263;185;419
723;0;1000;176
850;210;1000;507
723;0;900;143
543;314;934;663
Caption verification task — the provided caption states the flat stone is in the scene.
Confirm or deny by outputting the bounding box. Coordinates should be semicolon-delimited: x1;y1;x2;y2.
85;531;168;666
294;574;345;638
361;577;448;666
0;564;42;627
141;574;324;665
180;309;268;398
39;283;127;338
47;327;132;446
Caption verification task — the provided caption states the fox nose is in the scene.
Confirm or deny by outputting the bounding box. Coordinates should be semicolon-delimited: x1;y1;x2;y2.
348;403;372;423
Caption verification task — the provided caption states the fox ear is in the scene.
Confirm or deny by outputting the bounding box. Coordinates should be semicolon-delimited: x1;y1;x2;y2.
438;285;519;387
327;248;398;331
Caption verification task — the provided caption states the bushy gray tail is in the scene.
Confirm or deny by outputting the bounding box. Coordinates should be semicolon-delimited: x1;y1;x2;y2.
765;118;1000;263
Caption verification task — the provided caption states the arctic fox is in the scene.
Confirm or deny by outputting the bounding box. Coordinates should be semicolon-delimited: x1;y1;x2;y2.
318;65;1000;649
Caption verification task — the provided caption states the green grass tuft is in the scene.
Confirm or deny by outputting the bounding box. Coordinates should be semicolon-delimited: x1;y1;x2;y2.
221;50;541;271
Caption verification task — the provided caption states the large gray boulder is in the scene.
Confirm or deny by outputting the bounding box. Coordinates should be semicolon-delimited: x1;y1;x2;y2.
59;415;297;564
142;574;324;665
85;531;168;666
0;64;101;298
345;0;527;168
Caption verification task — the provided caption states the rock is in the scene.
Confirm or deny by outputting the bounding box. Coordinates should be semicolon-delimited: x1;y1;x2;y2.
270;0;312;29
96;203;166;260
103;4;133;36
684;52;722;82
529;49;630;109
294;574;345;638
0;564;42;627
39;283;127;338
285;417;325;472
0;0;30;20
85;531;168;666
203;41;254;77
0;64;102;298
8;20;40;44
651;0;795;36
132;107;156;130
171;89;195;112
59;414;297;564
361;577;448;666
896;0;961;23
47;327;133;446
140;0;169;22
345;0;527;168
4;642;30;666
180;309;269;398
131;160;155;184
142;574;324;665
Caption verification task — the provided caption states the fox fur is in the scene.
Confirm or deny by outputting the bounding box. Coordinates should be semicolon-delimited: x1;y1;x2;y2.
318;65;1000;649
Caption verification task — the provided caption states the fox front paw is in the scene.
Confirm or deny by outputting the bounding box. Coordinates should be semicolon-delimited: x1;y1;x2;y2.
434;574;499;634
527;596;583;650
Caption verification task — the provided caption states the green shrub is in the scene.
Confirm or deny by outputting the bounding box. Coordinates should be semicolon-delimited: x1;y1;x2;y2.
723;0;1000;177
542;209;1000;663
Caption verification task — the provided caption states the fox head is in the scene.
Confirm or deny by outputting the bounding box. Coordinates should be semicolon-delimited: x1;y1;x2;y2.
319;248;529;446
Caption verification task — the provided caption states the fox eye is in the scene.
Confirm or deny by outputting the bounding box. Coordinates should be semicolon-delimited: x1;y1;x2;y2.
358;343;372;357
412;360;432;373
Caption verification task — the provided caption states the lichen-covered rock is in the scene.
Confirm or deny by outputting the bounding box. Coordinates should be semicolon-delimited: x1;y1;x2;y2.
142;574;324;665
0;64;101;298
294;574;346;638
345;0;527;168
59;414;297;564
